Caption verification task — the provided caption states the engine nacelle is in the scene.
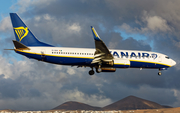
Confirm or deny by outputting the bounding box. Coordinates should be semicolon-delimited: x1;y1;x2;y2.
113;59;130;68
101;59;130;68
101;68;116;72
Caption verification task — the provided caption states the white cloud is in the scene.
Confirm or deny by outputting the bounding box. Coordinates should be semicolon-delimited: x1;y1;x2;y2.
43;14;53;21
108;41;119;49
55;65;63;70
117;11;172;36
11;0;57;13
172;89;178;97
34;16;41;22
62;88;112;107
11;0;32;13
67;68;76;75
0;17;11;32
141;11;171;32
68;23;81;33
118;23;139;34
171;89;180;107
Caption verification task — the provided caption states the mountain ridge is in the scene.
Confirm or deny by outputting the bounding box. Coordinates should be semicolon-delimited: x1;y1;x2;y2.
52;95;172;110
103;95;164;110
53;101;101;110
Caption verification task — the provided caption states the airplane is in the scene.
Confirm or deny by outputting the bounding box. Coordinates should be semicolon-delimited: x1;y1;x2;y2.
9;13;176;76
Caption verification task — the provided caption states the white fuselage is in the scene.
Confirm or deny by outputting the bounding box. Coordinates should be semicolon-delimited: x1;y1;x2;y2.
15;47;176;69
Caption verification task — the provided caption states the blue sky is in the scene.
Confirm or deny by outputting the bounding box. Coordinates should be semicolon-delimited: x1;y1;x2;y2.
0;0;17;20
0;0;22;61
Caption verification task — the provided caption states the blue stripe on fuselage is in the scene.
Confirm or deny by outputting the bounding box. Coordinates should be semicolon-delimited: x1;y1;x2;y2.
130;61;170;68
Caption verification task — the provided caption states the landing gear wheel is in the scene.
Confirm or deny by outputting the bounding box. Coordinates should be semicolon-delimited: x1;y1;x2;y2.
96;65;102;73
89;70;95;75
158;72;162;76
158;69;162;76
96;68;102;73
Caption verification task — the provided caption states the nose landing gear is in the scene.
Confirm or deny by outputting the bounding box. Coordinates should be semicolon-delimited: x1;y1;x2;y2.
158;69;162;76
158;72;162;76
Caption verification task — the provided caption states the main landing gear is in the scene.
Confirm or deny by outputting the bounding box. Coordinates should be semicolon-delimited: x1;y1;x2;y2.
89;65;102;75
89;68;95;75
96;65;102;73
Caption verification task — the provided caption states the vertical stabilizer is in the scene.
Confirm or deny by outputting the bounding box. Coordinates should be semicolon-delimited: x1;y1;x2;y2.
10;13;53;47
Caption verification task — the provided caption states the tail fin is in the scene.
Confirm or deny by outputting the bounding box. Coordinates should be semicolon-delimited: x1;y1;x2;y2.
10;13;53;47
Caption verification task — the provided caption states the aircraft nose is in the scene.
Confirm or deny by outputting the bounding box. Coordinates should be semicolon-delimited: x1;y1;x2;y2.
171;59;176;66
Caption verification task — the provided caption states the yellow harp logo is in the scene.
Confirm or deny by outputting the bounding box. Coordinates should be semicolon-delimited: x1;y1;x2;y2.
14;27;29;42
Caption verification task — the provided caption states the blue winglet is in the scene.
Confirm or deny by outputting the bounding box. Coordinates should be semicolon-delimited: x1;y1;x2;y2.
91;26;101;41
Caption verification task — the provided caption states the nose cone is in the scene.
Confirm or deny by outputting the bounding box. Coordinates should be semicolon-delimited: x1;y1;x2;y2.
171;59;176;66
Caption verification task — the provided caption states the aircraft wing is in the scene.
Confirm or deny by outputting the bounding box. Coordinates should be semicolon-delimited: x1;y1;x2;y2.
91;26;113;64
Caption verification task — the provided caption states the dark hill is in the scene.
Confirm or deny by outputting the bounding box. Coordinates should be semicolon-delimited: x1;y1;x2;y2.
52;101;101;110
103;95;165;110
52;96;171;111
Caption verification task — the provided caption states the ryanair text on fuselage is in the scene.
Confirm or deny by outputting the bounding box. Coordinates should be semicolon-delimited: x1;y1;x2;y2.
111;51;157;59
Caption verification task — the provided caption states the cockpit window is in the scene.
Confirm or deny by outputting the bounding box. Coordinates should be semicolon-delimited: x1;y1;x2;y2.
165;56;170;59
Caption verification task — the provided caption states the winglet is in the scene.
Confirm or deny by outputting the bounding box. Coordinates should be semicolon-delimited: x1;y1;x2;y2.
91;26;113;60
91;26;101;41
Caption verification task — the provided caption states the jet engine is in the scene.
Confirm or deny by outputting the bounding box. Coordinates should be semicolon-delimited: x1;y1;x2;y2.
113;59;130;68
101;67;116;72
102;59;130;68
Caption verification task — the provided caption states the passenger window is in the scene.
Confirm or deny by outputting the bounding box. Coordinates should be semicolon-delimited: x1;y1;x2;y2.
165;56;170;59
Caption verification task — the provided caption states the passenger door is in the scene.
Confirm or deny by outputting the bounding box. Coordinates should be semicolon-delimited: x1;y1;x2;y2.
41;49;46;61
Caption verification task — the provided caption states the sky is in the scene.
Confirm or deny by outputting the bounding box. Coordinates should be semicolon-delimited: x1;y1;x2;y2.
0;0;180;111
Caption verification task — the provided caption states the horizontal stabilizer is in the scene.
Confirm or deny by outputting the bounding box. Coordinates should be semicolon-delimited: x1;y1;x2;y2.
13;40;30;50
4;49;15;50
